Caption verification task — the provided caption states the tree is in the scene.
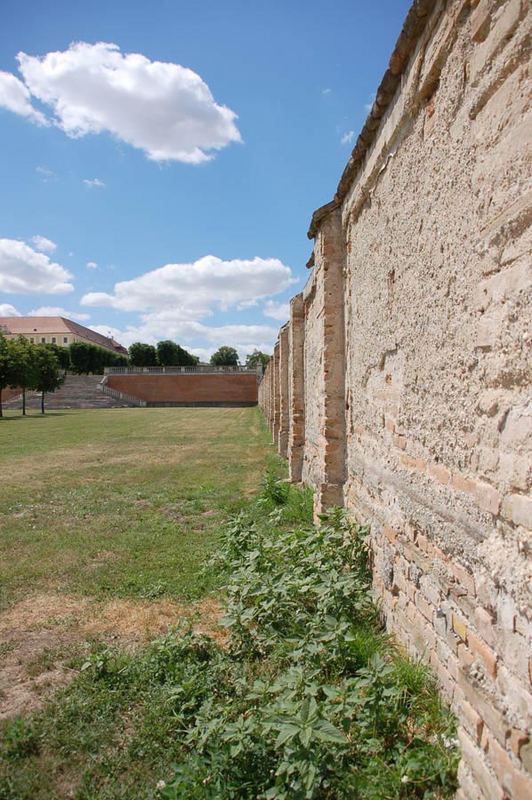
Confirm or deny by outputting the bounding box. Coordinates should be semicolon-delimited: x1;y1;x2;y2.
0;333;11;418
175;345;199;366
33;346;64;414
156;340;200;367
129;342;158;367
156;340;180;366
7;337;36;416
245;350;270;370
70;342;128;374
210;346;239;367
69;342;92;374
44;342;70;370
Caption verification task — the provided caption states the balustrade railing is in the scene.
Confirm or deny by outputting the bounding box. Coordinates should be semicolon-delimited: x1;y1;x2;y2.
104;365;261;375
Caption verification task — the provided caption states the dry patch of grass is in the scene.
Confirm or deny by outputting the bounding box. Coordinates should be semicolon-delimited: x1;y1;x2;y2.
0;408;279;798
0;591;225;721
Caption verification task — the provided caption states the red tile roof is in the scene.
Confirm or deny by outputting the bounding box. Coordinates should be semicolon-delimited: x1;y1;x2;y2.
0;316;128;355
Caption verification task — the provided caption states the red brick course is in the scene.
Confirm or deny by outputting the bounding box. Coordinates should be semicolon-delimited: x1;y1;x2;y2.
107;374;258;405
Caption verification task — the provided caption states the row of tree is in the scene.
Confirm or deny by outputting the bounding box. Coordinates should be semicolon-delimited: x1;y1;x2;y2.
19;341;128;374
68;341;128;374
0;335;64;416
0;335;273;417
129;340;200;367
129;341;270;369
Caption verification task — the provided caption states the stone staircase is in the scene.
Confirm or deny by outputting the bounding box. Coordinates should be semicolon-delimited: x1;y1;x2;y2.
4;374;134;410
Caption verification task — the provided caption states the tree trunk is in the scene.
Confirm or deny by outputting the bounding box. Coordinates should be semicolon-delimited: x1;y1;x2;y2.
22;387;26;416
41;391;45;414
0;388;2;418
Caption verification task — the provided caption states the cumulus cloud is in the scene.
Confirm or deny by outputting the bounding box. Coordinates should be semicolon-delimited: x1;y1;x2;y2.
0;70;47;124
29;305;90;321
31;234;57;253
0;303;21;316
83;177;105;188
6;41;241;163
263;300;290;321
0;238;73;294
81;255;296;315
340;130;354;145
86;260;98;270
90;318;278;360
82;254;294;360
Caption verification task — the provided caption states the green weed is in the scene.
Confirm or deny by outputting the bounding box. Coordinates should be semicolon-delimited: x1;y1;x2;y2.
0;476;459;799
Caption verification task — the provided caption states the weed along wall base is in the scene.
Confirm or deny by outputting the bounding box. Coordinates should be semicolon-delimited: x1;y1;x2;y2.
258;1;532;799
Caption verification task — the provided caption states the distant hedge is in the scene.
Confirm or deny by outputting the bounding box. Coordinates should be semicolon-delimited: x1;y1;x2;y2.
69;341;128;374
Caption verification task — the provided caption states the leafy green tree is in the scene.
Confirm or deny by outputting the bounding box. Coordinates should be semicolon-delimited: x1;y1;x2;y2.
7;337;36;416
129;342;158;367
69;342;92;374
210;346;239;366
44;342;70;370
156;340;200;367
156;340;180;366
245;350;270;370
0;333;12;418
33;346;64;414
177;345;200;366
70;342;127;373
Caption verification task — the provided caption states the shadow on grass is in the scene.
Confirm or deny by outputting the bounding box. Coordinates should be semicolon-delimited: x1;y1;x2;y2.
0;412;69;421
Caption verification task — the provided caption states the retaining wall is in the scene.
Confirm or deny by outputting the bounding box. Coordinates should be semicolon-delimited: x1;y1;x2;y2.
259;1;532;797
107;373;258;406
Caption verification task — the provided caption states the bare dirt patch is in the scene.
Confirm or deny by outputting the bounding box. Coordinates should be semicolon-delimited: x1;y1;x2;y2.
0;592;225;720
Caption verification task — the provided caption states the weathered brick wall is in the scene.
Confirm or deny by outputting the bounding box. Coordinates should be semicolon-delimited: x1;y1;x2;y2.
259;2;531;797
107;373;258;405
301;252;327;493
2;387;22;403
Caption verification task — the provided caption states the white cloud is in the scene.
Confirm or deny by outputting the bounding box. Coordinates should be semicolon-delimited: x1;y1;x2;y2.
29;305;90;321
90;319;278;361
36;165;56;181
12;41;241;163
31;234;57;253
83;177;105;188
0;303;21;316
82;254;293;360
340;130;354;145
86;260;98;270
81;255;296;315
321;88;332;95
0;70;48;125
263;300;290;321
0;238;73;294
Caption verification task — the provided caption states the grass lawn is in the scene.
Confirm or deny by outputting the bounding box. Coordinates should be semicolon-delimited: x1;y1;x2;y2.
0;408;458;799
0;407;272;609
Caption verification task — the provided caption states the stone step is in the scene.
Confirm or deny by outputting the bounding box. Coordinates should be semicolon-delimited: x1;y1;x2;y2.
3;375;133;410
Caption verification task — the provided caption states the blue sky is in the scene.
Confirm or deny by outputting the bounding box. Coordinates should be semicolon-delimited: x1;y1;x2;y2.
0;0;410;361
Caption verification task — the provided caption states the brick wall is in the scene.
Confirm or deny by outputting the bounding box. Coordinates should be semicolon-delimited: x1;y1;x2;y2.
259;2;531;798
107;373;258;405
1;387;21;403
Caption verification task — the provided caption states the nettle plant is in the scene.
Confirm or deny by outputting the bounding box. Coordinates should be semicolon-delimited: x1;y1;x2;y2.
159;491;459;800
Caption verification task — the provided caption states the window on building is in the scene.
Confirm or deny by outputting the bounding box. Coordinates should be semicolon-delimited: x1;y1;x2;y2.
30;338;34;343
52;337;56;343
41;337;46;343
63;337;68;344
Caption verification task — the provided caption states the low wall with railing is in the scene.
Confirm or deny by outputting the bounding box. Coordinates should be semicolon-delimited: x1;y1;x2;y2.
104;372;258;406
105;366;261;376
